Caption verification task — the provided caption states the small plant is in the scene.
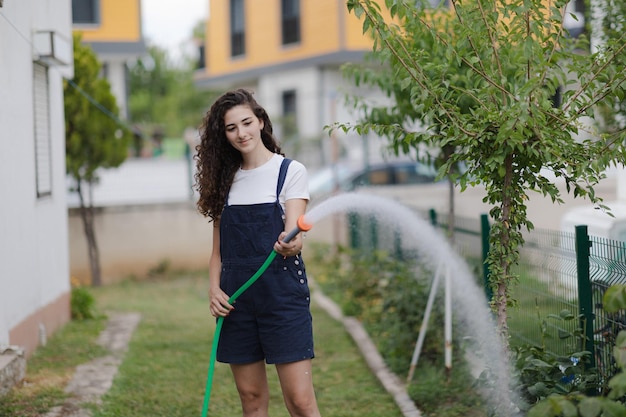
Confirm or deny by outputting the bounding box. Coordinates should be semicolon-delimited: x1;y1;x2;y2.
513;309;599;406
527;286;626;416
70;277;97;320
408;361;487;417
148;258;171;277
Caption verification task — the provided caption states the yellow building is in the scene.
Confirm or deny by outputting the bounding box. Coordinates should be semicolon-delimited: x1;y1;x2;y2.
72;0;146;119
198;0;375;85
195;0;395;169
195;0;585;169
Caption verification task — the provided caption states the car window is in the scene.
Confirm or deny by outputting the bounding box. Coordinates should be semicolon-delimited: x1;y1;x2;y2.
394;166;413;184
346;161;440;190
369;168;392;185
394;163;437;184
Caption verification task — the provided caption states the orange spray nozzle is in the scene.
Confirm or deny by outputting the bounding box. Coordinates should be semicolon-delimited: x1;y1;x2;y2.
297;215;313;232
283;215;314;243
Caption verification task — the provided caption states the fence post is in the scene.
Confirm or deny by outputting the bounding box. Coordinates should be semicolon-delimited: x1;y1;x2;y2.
349;213;359;250
480;214;493;303
429;208;437;226
575;225;595;368
369;215;378;252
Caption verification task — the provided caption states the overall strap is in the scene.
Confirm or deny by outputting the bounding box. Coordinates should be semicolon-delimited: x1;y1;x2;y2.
276;158;292;199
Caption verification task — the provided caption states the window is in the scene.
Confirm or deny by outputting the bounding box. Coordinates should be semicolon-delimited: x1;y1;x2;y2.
281;90;297;138
230;0;245;57
281;0;301;45
282;90;297;116
564;0;585;38
72;0;100;25
100;62;108;79
33;63;52;197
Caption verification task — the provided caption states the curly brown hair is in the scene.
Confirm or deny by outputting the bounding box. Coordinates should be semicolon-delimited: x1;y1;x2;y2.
194;89;283;222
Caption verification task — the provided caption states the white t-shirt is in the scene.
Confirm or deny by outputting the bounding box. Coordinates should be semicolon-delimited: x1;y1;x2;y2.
227;154;309;211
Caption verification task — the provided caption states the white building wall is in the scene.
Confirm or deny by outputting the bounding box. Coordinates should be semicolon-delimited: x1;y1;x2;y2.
0;0;73;348
105;59;128;118
257;67;321;138
255;66;391;171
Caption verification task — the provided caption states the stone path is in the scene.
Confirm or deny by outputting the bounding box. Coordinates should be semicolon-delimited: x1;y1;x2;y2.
43;313;141;417
44;293;420;417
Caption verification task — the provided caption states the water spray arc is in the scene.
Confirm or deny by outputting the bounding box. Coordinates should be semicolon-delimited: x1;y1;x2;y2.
201;215;313;417
303;193;521;415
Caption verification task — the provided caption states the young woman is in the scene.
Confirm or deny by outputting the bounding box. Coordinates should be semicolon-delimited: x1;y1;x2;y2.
195;89;321;417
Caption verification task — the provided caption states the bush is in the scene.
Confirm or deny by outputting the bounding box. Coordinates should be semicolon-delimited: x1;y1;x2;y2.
71;286;96;320
313;246;448;375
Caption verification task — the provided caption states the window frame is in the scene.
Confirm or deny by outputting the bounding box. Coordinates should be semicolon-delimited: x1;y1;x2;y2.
33;62;53;198
281;89;298;139
72;0;101;25
230;0;246;57
281;0;301;46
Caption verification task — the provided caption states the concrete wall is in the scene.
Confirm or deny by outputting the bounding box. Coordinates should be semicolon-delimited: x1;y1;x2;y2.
0;0;73;354
67;201;349;285
68;203;213;284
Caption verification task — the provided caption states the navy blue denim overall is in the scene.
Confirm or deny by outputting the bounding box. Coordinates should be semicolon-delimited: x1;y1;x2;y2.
216;158;314;365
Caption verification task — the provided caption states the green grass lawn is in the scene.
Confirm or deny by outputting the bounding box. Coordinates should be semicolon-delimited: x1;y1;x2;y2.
0;272;404;417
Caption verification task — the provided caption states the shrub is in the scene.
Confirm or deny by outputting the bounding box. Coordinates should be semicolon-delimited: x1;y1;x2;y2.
310;244;448;375
71;286;96;320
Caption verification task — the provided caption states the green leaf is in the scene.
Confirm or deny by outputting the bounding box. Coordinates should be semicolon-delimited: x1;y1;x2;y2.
612;331;626;369
527;397;558;417
600;399;626;417
603;285;626;313
608;372;626;399
578;397;602;417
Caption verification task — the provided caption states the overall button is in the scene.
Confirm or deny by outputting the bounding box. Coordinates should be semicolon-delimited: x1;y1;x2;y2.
283;266;287;271
294;260;300;265
300;279;305;284
297;270;303;276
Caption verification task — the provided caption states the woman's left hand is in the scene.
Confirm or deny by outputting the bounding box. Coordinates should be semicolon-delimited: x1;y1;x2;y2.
274;231;300;257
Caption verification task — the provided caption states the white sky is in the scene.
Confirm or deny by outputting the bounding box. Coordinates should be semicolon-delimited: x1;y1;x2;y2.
142;0;208;60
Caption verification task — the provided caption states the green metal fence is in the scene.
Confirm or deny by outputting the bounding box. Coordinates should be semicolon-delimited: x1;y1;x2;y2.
348;209;626;382
587;233;626;381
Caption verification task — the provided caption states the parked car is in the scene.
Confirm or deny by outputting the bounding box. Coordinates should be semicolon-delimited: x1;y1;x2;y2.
308;160;441;201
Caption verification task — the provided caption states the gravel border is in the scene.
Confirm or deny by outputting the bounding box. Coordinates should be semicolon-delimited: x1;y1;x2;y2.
312;290;422;417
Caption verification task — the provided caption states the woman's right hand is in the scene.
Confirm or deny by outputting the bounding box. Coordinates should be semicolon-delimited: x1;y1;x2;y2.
209;287;234;317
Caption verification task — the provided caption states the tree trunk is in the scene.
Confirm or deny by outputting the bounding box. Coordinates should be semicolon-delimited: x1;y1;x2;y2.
76;180;102;287
444;145;456;243
496;154;514;343
447;178;455;242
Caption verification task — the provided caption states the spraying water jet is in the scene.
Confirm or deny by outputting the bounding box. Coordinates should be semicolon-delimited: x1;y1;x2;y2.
304;193;521;415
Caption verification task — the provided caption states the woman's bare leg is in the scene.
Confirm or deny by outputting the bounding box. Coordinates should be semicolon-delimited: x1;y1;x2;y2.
276;359;321;417
231;360;270;417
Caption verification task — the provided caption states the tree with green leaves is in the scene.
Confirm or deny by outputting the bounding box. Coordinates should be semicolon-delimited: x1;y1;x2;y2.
341;0;626;341
342;3;472;239
65;33;131;287
127;44;217;145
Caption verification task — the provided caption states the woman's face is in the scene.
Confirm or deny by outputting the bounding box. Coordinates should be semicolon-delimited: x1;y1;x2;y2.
223;104;265;156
